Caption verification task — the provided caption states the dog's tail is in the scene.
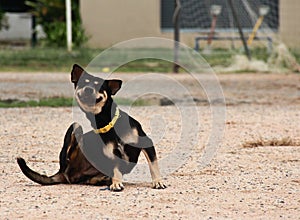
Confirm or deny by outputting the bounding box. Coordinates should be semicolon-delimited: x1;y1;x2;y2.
17;157;67;185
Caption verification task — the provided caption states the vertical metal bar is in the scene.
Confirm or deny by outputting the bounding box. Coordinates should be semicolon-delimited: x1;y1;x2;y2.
227;0;251;60
207;15;217;45
31;15;37;48
66;0;72;52
173;0;181;73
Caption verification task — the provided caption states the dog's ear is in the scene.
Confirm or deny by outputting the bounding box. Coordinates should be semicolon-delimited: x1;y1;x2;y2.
107;79;122;95
71;64;85;85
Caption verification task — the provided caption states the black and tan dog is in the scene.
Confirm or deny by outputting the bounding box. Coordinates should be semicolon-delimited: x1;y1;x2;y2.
17;64;166;191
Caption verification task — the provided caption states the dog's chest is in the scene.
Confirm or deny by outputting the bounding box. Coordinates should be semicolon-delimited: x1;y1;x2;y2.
102;127;139;160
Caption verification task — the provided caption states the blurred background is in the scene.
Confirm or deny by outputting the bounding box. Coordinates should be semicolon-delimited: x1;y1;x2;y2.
0;0;299;72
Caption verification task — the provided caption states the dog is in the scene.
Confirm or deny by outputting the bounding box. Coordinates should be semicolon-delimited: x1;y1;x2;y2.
17;64;166;191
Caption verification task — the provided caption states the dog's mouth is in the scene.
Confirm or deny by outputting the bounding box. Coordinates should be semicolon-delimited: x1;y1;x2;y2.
78;93;101;106
75;88;108;114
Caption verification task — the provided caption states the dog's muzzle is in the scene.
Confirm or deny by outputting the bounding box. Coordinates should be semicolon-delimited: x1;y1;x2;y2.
83;86;95;95
78;86;98;106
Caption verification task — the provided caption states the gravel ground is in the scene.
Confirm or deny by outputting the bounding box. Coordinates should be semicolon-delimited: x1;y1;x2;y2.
0;72;299;219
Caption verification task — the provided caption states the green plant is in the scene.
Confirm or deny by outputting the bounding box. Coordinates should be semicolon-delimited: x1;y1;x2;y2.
0;97;74;108
0;6;8;31
0;47;101;71
0;97;153;108
26;0;87;47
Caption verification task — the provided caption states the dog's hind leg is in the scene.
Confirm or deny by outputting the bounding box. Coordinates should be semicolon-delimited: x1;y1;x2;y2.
16;123;83;185
86;175;112;186
59;122;83;173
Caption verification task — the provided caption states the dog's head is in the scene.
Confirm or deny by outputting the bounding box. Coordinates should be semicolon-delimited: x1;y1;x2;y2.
71;64;122;114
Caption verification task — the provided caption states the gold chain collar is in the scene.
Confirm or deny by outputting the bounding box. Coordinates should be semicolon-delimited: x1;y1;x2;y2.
93;107;120;134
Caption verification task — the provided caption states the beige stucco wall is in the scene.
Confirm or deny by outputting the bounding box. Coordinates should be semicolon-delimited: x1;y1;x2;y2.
279;0;300;48
80;0;160;48
81;0;300;49
80;0;200;48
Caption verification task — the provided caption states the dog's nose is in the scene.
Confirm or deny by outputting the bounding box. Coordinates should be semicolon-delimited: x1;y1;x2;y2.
83;87;94;95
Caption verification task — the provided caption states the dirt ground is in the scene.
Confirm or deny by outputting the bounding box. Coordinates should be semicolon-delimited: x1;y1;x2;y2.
0;72;299;219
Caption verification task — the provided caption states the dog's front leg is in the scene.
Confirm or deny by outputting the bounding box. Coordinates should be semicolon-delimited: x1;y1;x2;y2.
142;148;166;189
110;166;124;191
149;159;167;189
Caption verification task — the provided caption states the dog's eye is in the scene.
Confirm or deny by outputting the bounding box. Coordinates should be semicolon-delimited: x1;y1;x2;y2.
85;79;90;83
94;81;99;85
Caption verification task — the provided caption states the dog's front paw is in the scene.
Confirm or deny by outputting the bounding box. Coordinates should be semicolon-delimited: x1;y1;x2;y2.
152;180;167;189
110;182;124;191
